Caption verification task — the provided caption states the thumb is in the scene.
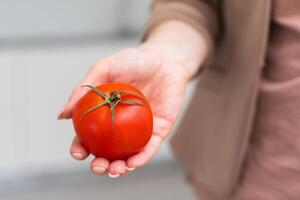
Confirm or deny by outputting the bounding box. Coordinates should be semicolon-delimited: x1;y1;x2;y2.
57;60;109;120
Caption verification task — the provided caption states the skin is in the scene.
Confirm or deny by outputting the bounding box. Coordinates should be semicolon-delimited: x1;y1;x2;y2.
57;21;209;177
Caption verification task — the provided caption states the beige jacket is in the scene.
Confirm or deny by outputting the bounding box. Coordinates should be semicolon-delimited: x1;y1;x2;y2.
144;0;272;198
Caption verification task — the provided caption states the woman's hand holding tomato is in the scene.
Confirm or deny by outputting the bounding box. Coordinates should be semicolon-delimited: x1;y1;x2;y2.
57;46;190;177
56;19;211;178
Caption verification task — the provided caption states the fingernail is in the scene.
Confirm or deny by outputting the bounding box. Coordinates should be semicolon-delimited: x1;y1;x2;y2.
71;152;83;160
126;167;136;171
57;104;67;120
108;172;120;178
92;166;106;175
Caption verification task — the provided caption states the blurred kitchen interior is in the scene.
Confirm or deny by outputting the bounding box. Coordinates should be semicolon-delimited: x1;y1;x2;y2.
0;0;198;199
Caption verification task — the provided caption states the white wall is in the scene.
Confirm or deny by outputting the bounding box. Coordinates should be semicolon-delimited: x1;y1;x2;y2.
0;0;151;40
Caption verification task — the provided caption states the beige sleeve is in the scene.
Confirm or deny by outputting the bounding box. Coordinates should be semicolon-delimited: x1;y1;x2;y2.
142;0;220;52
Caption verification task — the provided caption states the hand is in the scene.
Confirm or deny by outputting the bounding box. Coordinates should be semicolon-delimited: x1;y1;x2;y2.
57;20;209;178
57;46;190;177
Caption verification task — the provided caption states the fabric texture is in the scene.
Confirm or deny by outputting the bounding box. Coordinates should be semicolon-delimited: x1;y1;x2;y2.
231;0;300;199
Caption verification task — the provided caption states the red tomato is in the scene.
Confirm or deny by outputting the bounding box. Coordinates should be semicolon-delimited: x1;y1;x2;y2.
72;83;153;161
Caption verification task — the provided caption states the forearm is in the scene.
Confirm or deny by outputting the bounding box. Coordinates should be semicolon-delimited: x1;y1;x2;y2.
141;20;210;78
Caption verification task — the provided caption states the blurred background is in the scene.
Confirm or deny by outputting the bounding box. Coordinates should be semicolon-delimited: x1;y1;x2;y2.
0;0;197;199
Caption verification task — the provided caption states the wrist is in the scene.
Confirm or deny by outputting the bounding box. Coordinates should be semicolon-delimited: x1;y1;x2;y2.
141;20;210;78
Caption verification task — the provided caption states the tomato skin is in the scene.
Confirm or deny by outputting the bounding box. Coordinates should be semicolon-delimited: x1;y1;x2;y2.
72;83;153;161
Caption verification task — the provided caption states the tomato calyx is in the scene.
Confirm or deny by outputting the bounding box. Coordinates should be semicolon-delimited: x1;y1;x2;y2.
80;85;145;126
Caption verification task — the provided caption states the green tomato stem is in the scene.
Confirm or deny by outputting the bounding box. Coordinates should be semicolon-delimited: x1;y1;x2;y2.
80;85;145;127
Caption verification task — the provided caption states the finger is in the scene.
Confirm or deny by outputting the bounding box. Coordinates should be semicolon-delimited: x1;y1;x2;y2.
57;61;109;120
70;137;89;160
127;135;163;168
108;160;127;178
91;158;110;176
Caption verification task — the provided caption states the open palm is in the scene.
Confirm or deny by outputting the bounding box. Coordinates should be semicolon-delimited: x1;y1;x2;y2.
58;47;189;177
